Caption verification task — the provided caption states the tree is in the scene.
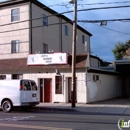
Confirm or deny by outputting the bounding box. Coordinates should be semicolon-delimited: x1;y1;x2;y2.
112;40;130;60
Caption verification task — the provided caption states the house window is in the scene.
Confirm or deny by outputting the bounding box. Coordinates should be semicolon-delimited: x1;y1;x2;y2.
82;35;86;44
43;43;48;53
65;25;68;36
93;75;99;81
11;40;19;53
12;74;23;79
55;76;62;94
0;75;6;80
11;8;20;22
43;14;48;26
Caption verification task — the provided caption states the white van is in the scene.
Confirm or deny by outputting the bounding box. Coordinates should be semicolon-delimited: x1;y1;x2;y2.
0;79;40;112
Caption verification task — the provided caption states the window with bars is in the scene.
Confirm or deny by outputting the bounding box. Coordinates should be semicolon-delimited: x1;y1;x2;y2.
11;8;20;22
11;40;19;53
43;14;48;26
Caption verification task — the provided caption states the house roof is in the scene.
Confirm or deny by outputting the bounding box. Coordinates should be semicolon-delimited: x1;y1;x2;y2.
87;67;121;76
0;54;87;72
0;0;92;36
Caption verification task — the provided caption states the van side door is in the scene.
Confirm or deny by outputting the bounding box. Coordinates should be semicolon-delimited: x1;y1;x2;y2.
30;81;39;102
21;80;32;103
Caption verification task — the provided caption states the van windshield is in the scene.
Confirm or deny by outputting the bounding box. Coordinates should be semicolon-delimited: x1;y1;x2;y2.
31;81;38;91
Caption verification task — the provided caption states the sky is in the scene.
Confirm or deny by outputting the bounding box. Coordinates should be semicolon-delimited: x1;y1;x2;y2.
1;0;130;62
38;0;130;62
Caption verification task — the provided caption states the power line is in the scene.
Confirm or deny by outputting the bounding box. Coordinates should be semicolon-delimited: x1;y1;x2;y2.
60;0;73;17
0;21;70;34
0;4;130;36
0;51;28;55
0;33;28;38
39;4;130;18
77;1;130;6
0;2;67;18
0;41;29;45
1;4;130;27
93;23;130;35
78;18;130;23
1;17;130;35
1;4;130;20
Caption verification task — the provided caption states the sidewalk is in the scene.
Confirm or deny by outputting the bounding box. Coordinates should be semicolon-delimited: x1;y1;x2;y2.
34;98;130;115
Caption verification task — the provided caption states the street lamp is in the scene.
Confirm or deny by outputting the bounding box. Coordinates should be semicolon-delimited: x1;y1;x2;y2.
69;0;77;108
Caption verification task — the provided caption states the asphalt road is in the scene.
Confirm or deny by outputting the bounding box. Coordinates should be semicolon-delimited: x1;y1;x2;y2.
0;109;129;130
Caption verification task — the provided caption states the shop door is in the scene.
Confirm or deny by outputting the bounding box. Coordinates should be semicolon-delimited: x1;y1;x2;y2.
44;78;52;102
39;79;43;102
68;77;77;103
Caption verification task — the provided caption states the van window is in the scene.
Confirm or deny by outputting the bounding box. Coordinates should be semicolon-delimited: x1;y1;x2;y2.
30;81;38;90
22;81;31;91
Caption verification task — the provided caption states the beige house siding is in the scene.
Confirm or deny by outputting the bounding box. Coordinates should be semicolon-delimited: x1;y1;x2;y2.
31;3;91;54
0;3;29;59
0;1;91;59
31;3;61;54
90;57;100;67
61;19;90;54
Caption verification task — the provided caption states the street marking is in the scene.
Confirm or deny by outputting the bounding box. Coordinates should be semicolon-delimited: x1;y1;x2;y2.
0;116;35;121
0;123;72;130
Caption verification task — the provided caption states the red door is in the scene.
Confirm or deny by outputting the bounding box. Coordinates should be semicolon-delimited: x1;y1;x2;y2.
44;79;52;102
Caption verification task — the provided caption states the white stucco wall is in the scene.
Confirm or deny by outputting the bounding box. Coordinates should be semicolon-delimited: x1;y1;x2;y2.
20;69;87;103
87;72;119;103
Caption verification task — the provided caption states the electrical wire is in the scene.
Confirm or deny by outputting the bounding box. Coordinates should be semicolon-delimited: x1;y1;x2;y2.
1;4;130;27
0;51;28;55
0;41;29;45
60;0;73;17
78;18;130;23
0;21;70;34
0;2;67;18
77;1;130;6
93;23;130;35
1;17;130;35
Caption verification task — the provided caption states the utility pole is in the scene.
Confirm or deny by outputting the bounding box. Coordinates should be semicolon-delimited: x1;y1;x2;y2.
69;0;77;108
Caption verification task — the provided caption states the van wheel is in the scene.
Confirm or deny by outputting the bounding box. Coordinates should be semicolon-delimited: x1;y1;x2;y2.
2;100;12;113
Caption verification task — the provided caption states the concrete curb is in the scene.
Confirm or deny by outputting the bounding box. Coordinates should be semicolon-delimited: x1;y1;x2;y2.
29;106;130;116
31;106;76;112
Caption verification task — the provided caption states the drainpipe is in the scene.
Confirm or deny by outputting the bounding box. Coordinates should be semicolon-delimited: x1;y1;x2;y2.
29;1;32;54
59;17;62;52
